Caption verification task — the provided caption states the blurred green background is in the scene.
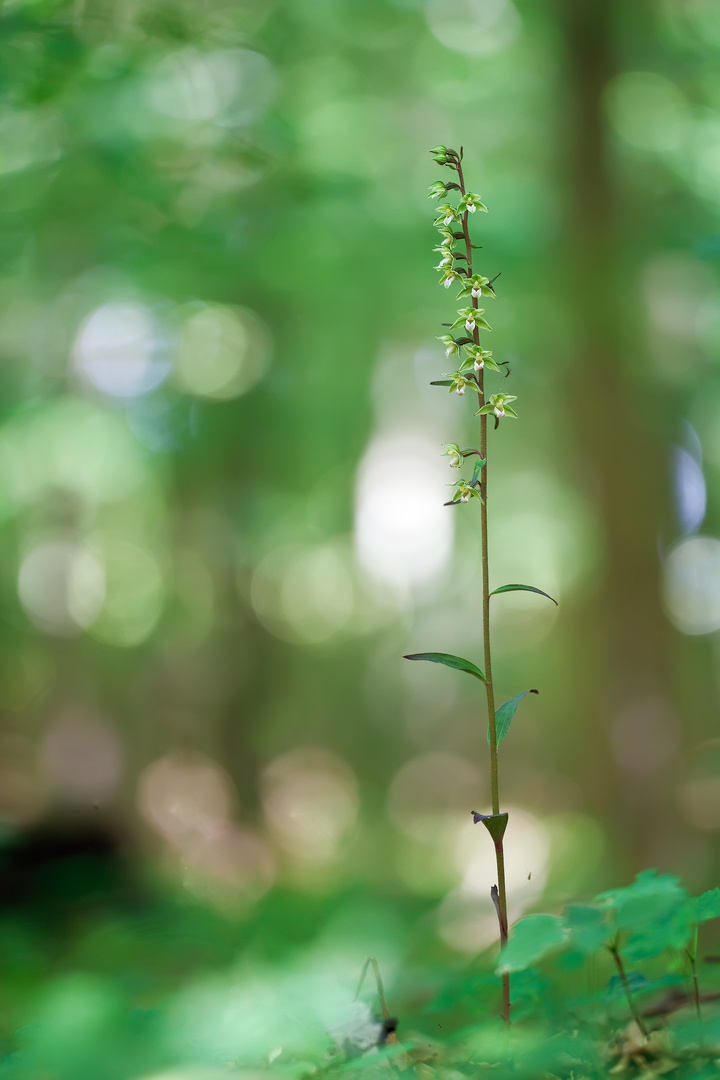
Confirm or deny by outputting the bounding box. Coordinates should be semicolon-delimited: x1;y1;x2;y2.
2;0;720;1073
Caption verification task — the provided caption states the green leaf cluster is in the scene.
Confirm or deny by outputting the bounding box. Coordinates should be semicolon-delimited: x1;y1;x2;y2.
498;873;720;975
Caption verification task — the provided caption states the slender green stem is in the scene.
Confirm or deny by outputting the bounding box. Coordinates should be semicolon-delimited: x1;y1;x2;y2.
608;941;648;1038
690;957;702;1023
456;154;510;1024
687;927;703;1040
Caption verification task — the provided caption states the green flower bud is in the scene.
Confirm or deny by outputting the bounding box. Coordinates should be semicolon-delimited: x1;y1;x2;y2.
428;181;448;200
429;145;459;167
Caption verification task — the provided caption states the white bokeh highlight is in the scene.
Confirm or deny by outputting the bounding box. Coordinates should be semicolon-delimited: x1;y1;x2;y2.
354;432;453;592
673;446;706;535
662;536;720;635
73;302;169;398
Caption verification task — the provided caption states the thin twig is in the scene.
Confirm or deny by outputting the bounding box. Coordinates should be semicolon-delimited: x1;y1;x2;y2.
608;942;649;1038
354;956;390;1022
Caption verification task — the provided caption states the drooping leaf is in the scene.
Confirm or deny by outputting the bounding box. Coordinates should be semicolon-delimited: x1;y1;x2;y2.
489;584;558;605
565;904;613;954
490;689;539;747
403;652;486;682
689;888;720;924
497;915;567;975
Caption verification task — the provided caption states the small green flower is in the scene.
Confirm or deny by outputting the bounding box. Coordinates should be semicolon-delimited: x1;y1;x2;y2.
433;204;459;227
462;345;501;373
476;393;518;419
433;246;454;269
439;268;461;289
459;192;488;215
437;335;459;358
456;274;492;301
446;371;474;396
450;307;492;334
437;228;456;248
428;181;448;200
442;442;463;468
448;479;483;504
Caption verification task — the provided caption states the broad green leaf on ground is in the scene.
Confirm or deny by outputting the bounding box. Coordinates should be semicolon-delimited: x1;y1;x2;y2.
497;915;567;974
597;870;691;960
597;870;688;930
489;584;558;605
689;888;720;924
403;653;486;682
490;689;538;746
624;909;694;961
565;904;613;954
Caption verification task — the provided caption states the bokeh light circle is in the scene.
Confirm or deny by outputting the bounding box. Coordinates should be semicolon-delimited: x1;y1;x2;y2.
662;535;720;635
261;748;359;864
174;304;270;400
73;302;170;399
425;0;521;56
355;433;453;591
148;48;277;126
84;539;164;647
18;539;105;637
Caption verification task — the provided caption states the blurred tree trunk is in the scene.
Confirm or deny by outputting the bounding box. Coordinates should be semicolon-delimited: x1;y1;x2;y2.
559;0;674;869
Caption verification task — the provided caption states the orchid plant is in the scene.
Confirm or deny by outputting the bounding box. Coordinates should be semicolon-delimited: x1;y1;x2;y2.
404;145;557;1024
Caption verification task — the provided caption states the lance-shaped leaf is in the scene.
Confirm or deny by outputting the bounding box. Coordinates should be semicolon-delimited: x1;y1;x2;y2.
404;652;486;682
490;689;539;747
470;459;486;486
430;379;453;387
489;583;558;606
